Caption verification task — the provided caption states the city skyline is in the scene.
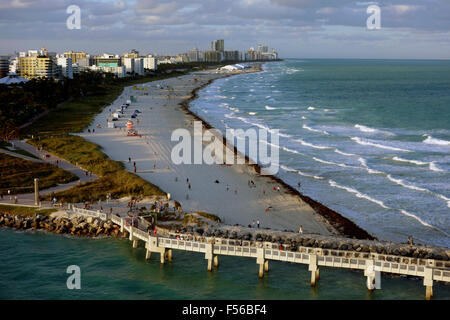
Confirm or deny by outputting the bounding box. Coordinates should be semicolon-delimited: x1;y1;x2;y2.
1;0;450;59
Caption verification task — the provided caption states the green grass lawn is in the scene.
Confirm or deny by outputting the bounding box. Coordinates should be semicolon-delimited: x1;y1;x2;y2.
0;204;57;216
0;153;78;194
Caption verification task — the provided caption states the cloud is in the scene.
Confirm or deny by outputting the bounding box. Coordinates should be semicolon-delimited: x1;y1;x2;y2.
0;0;449;59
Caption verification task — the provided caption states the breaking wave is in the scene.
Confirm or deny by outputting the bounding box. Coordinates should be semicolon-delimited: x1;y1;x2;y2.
351;137;410;152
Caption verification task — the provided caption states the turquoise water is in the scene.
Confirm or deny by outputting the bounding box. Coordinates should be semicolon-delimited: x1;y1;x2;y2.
1;228;449;299
190;59;450;247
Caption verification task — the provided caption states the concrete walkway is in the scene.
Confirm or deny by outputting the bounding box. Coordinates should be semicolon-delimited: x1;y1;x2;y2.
0;140;98;206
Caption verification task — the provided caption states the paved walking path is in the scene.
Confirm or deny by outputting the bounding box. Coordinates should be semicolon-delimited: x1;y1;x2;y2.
0;140;98;206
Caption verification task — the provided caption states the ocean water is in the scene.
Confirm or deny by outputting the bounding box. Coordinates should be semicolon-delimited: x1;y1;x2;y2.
190;59;450;247
1;228;449;299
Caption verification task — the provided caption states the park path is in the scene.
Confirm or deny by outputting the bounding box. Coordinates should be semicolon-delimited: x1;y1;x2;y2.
0;140;98;207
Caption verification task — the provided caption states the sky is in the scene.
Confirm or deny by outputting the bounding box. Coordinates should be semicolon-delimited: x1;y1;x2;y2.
1;0;450;59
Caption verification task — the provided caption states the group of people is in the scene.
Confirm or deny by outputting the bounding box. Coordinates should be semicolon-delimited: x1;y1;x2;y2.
128;157;137;173
251;220;260;228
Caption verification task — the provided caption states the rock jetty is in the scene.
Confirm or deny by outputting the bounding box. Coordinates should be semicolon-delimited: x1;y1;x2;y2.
0;212;128;238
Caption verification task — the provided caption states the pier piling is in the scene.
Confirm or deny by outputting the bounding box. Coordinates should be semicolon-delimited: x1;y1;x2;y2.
160;248;166;264
257;247;265;278
364;260;381;290
309;254;319;287
214;255;219;268
205;243;213;272
264;260;269;273
424;268;434;300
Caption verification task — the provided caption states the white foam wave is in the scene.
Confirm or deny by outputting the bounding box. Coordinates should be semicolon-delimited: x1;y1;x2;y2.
392;157;427;166
302;124;329;135
386;175;450;207
295;139;330;150
386;175;429;193
334;149;356;157
281;146;303;155
247;112;257;115
265;105;277;110
301;116;307;120
355;124;377;133
399;210;433;228
351;137;410;152
429;162;445;172
392;157;445;172
423;135;450;146
436;194;450;208
329;180;389;209
313;157;357;169
357;157;384;174
358;157;367;167
280;165;324;180
307;106;315;110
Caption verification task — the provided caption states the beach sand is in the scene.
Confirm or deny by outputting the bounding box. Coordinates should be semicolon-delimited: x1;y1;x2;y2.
81;70;334;235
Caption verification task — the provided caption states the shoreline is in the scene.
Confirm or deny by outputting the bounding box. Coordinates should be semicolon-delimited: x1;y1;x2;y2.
179;68;374;240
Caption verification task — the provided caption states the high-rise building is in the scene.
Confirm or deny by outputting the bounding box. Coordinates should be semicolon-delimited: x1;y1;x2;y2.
123;57;135;74
0;55;10;78
204;50;223;62
188;48;203;62
211;39;224;52
17;56;57;79
134;57;144;75
143;56;157;70
94;54;121;67
223;50;240;61
56;55;73;79
63;51;87;64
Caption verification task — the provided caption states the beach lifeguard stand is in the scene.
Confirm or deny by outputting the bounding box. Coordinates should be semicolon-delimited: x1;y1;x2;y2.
126;120;136;136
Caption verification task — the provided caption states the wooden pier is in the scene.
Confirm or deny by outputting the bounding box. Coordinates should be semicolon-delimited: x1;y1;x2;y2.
69;205;450;300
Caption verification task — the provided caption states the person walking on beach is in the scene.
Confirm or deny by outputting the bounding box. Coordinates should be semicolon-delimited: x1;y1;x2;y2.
134;166;137;173
128;157;131;163
298;225;303;234
257;220;260;228
14;195;18;204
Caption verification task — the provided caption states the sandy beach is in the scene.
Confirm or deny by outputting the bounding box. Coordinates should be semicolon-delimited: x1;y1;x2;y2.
81;70;334;235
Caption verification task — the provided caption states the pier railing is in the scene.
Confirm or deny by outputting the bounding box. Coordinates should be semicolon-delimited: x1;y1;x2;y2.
67;205;449;299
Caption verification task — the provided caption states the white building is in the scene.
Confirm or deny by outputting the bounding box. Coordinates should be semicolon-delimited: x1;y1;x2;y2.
89;65;126;78
123;57;135;74
134;57;144;75
56;55;73;79
143;56;157;70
